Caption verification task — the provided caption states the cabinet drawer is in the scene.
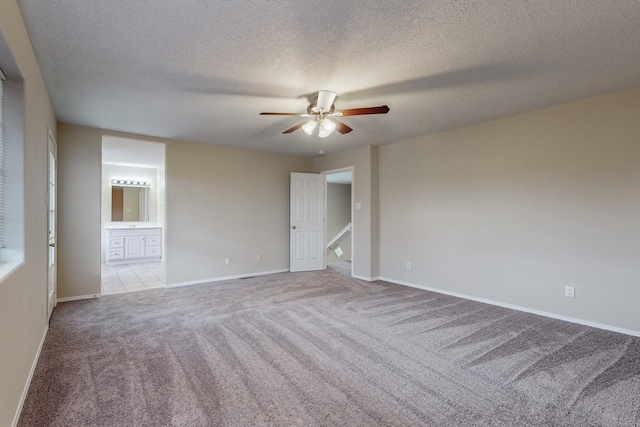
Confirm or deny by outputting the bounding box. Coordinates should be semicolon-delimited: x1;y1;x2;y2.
109;238;124;248
146;246;161;256
146;236;161;246
108;230;132;237
108;228;161;237
108;249;124;259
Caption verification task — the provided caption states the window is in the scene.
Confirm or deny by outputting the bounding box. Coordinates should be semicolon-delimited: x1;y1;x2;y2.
0;57;25;281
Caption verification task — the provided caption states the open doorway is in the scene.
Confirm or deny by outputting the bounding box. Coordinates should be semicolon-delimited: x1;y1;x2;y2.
324;168;353;277
101;136;166;295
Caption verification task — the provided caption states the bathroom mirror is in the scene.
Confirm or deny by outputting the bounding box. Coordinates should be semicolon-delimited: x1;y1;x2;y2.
111;186;150;221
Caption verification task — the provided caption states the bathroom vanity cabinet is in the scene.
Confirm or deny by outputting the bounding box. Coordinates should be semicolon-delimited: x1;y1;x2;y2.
106;227;162;263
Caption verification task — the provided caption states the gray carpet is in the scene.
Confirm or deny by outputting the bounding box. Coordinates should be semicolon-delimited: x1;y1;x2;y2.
19;268;640;426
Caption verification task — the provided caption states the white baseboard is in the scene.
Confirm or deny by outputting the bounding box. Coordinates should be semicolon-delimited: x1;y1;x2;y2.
351;274;380;282
12;324;48;427
57;293;101;303
378;276;640;338
168;269;289;288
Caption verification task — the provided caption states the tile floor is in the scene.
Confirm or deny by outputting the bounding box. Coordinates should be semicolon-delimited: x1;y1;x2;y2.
101;262;166;295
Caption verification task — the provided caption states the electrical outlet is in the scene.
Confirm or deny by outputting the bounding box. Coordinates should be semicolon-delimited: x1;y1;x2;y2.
225;258;230;265
256;254;261;262
565;286;575;298
406;262;412;270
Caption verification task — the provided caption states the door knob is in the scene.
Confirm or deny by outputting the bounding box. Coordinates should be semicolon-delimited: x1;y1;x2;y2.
291;225;296;229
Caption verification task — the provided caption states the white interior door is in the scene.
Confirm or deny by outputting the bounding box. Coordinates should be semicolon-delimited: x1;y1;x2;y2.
47;131;57;320
290;173;325;272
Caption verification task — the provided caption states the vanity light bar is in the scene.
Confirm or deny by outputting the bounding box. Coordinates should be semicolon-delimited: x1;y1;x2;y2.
111;179;151;186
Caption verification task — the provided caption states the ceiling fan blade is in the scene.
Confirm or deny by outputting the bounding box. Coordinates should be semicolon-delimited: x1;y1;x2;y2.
260;112;303;116
334;119;353;134
282;121;306;134
338;105;390;116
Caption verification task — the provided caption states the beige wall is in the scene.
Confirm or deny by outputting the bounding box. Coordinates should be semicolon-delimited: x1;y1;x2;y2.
314;146;379;279
57;124;103;299
379;86;640;333
166;139;311;284
57;124;312;293
0;0;57;424
326;183;352;263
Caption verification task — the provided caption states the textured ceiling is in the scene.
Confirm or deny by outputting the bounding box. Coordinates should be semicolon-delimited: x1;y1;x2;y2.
18;0;640;157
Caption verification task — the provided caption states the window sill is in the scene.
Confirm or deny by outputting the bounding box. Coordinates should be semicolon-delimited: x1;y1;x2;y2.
0;249;24;284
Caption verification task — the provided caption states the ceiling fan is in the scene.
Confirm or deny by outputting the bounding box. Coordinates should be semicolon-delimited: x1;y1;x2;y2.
260;90;390;138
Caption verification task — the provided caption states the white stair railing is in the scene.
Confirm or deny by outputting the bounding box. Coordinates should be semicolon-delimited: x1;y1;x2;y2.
327;223;351;250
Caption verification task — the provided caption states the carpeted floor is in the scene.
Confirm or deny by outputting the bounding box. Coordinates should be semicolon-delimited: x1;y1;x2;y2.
20;268;640;426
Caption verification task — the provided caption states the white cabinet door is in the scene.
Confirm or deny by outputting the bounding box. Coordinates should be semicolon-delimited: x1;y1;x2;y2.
125;236;146;259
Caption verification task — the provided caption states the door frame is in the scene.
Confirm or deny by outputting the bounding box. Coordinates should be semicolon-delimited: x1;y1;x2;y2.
47;128;57;319
321;166;354;277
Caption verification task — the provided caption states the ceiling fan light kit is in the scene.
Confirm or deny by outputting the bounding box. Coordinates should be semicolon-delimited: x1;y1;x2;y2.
260;90;390;137
302;120;316;135
318;119;336;138
301;118;336;138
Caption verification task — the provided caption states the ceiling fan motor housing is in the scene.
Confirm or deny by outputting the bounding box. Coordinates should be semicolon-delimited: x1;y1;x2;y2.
316;90;336;111
309;90;336;116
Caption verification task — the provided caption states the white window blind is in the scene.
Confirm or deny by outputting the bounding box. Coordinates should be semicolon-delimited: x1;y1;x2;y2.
0;54;25;276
